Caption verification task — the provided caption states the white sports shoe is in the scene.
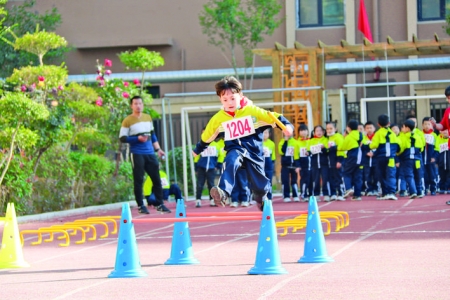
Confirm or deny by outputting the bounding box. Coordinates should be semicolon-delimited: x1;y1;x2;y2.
230;202;239;207
195;200;201;208
385;194;398;200
293;197;300;202
323;196;330;202
240;201;249;207
283;197;292;202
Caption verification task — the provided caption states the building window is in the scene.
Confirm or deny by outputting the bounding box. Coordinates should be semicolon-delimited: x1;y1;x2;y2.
298;0;344;28
418;0;450;21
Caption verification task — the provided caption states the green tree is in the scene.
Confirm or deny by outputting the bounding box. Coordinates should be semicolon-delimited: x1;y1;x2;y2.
118;48;165;95
0;0;68;78
199;0;283;81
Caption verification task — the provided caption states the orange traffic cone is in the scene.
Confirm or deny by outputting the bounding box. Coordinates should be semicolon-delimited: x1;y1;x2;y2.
0;203;30;268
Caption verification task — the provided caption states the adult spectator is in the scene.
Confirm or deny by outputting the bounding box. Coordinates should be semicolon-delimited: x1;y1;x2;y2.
119;95;171;214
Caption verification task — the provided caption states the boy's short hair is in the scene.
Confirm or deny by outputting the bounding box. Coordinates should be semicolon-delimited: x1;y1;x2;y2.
299;124;308;132
390;123;399;129
347;119;359;131
406;114;416;120
130;95;141;105
403;119;415;131
422;116;431;123
364;121;375;127
215;76;242;96
378;114;390;127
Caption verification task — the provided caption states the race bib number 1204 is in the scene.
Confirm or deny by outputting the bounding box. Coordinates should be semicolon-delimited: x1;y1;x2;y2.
223;116;255;141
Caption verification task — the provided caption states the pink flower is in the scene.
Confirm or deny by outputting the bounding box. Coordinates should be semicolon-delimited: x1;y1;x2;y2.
95;97;103;106
58;85;64;91
115;87;121;92
105;69;112;76
133;79;140;86
21;85;27;92
98;80;105;87
104;59;112;67
123;81;129;87
38;76;45;82
96;75;104;81
122;92;130;98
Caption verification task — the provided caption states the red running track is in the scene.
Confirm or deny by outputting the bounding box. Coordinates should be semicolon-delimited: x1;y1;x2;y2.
1;194;450;300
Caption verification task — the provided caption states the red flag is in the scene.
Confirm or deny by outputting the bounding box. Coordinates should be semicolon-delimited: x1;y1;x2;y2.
358;0;373;42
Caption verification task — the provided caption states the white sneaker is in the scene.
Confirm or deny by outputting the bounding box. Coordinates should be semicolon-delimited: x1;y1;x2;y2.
230;202;239;207
343;189;354;198
240;201;249;207
336;196;346;201
385;194;398;200
210;199;217;206
301;197;309;202
283;197;292;202
324;196;330;202
225;197;231;205
293;197;300;202
330;195;337;201
195;199;201;208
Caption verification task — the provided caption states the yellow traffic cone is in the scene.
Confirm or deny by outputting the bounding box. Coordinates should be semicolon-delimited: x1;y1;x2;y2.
0;203;30;268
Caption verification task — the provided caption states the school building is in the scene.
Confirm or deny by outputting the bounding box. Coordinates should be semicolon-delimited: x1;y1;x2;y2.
10;0;450;145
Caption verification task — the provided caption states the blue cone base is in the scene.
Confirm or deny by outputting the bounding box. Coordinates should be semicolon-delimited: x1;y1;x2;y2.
298;255;334;263
108;268;148;278
165;257;199;265
248;265;288;275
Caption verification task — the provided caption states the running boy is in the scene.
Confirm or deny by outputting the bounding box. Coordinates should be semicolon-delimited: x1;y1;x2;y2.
192;76;294;210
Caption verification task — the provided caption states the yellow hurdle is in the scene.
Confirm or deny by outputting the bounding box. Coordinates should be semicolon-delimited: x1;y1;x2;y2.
20;229;70;247
39;225;87;244
86;217;120;234
275;210;350;237
72;219;111;238
60;222;98;241
276;218;331;236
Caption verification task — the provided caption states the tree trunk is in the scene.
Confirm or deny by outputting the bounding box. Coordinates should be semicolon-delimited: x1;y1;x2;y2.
0;124;20;186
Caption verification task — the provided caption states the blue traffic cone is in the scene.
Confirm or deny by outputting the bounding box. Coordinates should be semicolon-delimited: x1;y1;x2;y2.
108;203;147;278
164;199;199;265
298;196;334;263
248;200;287;275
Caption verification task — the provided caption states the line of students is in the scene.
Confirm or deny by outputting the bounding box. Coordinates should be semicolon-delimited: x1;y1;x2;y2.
281;113;447;202
146;113;447;207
